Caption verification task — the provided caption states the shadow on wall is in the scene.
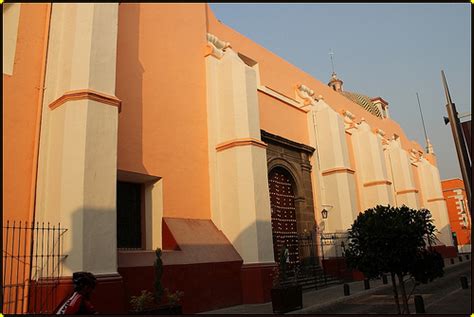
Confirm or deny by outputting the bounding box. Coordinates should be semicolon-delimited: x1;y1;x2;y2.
118;219;278;313
114;211;458;313
70;208;126;314
29;208;126;314
116;3;147;174
48;213;456;313
430;223;457;258
118;219;336;313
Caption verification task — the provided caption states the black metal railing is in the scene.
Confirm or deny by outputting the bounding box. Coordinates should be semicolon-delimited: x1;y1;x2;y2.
320;232;349;258
320;232;349;281
2;221;67;314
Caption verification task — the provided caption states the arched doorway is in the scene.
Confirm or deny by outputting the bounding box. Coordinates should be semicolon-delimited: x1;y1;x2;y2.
268;167;300;268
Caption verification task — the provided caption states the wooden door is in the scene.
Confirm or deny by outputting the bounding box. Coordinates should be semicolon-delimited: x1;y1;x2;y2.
268;168;299;267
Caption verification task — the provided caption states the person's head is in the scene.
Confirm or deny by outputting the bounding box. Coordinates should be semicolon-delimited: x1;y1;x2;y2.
72;272;97;297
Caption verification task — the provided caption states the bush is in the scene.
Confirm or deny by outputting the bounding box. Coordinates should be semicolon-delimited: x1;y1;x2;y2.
130;290;155;313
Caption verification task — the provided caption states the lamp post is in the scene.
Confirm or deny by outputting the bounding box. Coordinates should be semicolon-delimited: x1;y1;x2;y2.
321;208;328;219
441;70;471;213
319;208;330;285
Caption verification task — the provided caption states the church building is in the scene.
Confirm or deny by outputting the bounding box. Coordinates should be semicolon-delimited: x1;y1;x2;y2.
3;3;454;314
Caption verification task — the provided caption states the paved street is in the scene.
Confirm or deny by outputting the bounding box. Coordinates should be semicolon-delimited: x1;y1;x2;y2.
304;260;471;314
203;258;471;314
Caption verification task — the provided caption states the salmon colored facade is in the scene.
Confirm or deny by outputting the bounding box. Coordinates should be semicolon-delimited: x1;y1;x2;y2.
116;4;211;220
441;179;471;253
3;3;50;224
3;3;455;314
3;4;51;313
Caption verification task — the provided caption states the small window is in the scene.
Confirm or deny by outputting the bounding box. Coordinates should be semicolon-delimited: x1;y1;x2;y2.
381;105;387;118
117;181;143;249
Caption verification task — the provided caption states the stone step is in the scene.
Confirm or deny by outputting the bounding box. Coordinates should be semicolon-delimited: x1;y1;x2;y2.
279;264;345;290
280;274;343;290
302;280;342;290
297;276;341;284
299;278;341;286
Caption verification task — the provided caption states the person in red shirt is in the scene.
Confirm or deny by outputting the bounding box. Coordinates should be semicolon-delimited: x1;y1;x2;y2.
56;272;97;314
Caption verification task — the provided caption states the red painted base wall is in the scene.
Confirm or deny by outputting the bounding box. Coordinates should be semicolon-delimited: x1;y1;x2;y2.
322;258;365;281
240;263;276;304
430;245;458;259
91;274;126;313
119;261;243;313
322;245;458;283
29;274;125;314
28;278;74;314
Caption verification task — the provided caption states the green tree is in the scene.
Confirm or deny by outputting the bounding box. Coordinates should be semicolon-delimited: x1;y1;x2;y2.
345;205;444;314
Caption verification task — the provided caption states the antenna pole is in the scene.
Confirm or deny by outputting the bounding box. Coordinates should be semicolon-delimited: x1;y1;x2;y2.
416;92;429;145
329;49;335;74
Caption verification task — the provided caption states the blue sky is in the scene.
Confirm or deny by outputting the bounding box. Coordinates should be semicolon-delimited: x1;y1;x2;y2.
210;3;471;180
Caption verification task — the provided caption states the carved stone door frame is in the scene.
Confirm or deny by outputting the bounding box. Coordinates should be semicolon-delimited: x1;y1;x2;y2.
262;130;317;262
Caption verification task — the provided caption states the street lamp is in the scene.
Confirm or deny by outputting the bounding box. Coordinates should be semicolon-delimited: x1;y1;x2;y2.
321;208;328;219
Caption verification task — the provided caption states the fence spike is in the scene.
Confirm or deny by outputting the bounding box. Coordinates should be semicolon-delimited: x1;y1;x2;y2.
3;220;10;313
21;219;29;313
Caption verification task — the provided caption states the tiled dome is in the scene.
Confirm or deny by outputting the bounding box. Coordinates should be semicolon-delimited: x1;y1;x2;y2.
340;91;382;118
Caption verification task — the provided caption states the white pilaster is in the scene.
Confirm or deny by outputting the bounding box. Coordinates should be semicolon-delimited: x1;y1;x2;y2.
205;35;273;264
351;120;394;210
305;95;359;233
386;139;419;209
417;158;453;246
35;3;120;275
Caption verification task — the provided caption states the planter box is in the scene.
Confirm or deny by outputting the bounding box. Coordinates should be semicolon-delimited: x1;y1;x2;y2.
271;285;303;313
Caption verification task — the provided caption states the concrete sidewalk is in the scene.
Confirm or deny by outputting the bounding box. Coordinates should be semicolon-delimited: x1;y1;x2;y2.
202;275;390;314
302;260;471;314
201;256;470;314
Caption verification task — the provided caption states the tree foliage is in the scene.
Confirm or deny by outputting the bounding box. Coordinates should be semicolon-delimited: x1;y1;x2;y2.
410;248;444;283
345;205;445;314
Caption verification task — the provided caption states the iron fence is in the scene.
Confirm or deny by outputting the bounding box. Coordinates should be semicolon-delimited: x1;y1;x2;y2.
297;231;319;272
295;231;322;288
320;232;349;258
319;232;350;281
2;221;67;314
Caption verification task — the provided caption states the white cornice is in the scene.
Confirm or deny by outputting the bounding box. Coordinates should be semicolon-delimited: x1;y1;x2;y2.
258;85;305;111
375;128;386;138
206;33;231;59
